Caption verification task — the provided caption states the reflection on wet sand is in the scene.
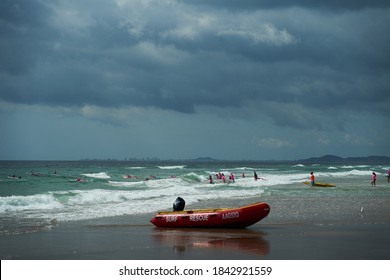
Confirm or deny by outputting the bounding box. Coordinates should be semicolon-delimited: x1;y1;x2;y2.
152;228;269;257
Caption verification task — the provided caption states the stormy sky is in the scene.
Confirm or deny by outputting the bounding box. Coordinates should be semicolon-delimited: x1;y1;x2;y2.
0;0;389;160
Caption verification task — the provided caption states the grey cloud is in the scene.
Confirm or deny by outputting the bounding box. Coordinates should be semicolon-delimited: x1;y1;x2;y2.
0;0;389;132
177;0;390;11
0;0;53;74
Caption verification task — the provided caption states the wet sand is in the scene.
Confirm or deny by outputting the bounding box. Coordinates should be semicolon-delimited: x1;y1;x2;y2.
1;221;389;260
1;195;390;260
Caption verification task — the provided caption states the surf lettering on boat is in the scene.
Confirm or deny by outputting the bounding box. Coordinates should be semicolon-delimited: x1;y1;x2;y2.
165;215;178;222
222;211;239;219
190;214;209;222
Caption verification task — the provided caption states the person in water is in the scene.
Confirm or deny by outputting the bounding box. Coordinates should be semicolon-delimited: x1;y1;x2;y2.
208;175;213;184
387;169;390;183
309;172;315;186
229;173;235;183
371;172;377;186
254;171;264;181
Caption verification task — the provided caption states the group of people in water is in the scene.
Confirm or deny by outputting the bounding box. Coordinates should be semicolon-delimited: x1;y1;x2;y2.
207;169;390;187
208;171;266;184
8;171;39;179
370;171;390;186
208;172;236;184
8;168;390;187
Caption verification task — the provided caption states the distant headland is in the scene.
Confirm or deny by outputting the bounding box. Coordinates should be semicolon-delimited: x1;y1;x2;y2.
187;155;390;164
76;155;390;164
296;155;390;164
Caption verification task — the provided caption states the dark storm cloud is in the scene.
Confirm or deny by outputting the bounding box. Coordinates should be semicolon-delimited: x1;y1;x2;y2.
0;0;389;130
0;0;53;74
177;0;390;11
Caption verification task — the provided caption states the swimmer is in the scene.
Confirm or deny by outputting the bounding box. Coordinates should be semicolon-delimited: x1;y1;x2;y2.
254;171;264;181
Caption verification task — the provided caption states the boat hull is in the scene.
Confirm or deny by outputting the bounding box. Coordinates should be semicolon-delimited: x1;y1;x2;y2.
150;202;270;228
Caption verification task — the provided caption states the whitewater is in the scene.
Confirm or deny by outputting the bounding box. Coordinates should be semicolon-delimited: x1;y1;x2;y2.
0;160;389;235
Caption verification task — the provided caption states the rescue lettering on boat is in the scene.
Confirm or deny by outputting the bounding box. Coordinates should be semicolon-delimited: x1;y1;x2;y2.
190;214;209;222
222;211;239;219
165;215;178;222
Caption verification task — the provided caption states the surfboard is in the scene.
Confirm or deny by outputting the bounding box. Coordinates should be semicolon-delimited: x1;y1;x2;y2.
303;181;336;187
8;176;22;179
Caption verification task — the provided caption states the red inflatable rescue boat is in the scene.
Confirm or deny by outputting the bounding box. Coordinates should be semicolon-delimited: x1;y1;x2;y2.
150;201;270;228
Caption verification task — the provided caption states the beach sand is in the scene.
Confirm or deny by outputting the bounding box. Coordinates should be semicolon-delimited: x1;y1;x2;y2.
1;195;390;260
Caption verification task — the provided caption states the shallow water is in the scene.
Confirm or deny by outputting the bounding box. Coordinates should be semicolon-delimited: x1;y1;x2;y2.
1;160;389;235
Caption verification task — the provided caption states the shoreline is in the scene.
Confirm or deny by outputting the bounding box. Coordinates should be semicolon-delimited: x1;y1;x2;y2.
1;194;390;260
1;220;389;260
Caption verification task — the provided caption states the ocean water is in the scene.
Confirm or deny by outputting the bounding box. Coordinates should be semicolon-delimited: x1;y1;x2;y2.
1;160;389;235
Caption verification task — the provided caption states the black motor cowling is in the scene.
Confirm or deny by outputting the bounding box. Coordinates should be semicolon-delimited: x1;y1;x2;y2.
173;197;185;211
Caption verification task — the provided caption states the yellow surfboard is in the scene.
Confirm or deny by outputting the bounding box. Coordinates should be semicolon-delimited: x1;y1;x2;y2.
303;181;336;187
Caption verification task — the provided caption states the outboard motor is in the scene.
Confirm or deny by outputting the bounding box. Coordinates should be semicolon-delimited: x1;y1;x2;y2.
173;197;185;211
